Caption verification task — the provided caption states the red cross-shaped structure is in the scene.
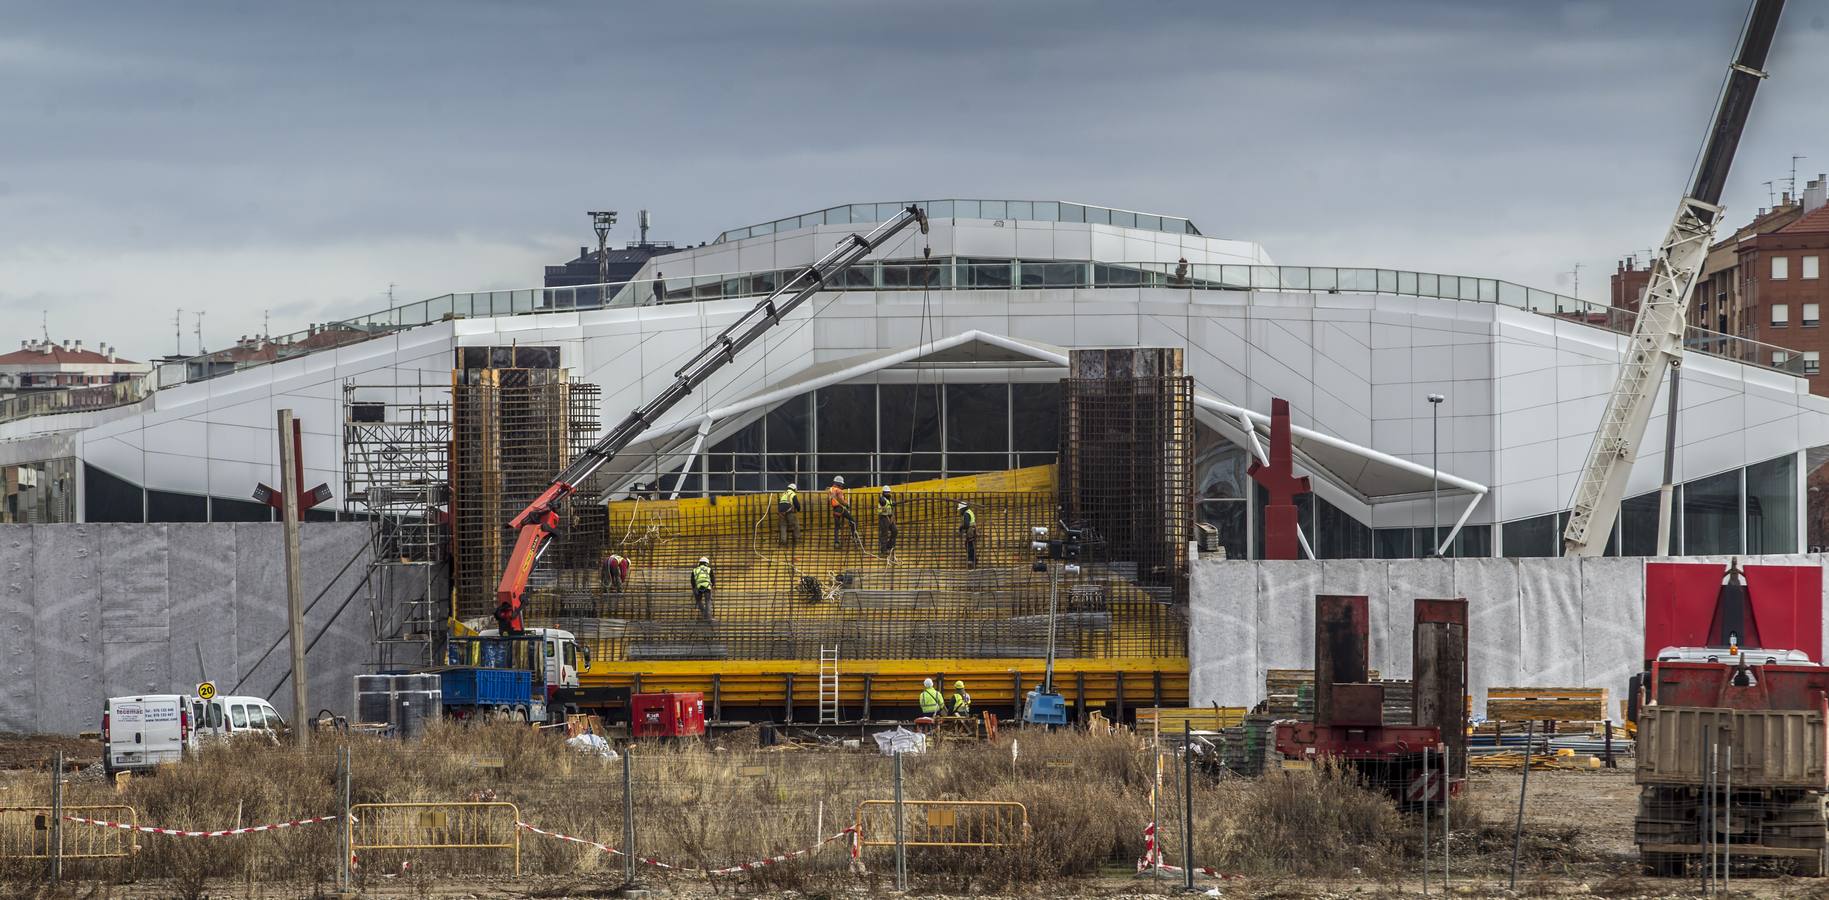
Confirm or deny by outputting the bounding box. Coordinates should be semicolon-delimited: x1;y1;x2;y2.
253;417;333;518
1247;397;1310;560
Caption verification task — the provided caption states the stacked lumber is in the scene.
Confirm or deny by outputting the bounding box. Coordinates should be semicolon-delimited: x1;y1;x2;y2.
1486;687;1609;722
1137;706;1247;734
1467;749;1603;770
1215;713;1277;775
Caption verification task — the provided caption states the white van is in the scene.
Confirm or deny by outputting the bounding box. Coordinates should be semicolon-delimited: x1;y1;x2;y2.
190;695;288;740
103;694;192;777
104;693;287;777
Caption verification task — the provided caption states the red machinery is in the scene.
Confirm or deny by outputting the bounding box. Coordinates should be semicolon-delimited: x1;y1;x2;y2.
630;691;707;739
1635;559;1829;875
1274;594;1468;805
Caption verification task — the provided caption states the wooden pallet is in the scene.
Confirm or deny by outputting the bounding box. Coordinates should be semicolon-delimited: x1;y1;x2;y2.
1486;686;1609;722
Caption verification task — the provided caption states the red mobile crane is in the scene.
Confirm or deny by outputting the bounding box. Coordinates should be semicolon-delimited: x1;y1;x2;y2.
492;205;930;634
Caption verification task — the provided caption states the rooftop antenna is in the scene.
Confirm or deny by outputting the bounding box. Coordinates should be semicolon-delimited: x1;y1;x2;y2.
193;311;205;355
639;209;651;246
40;310;48;344
1570;262;1582;301
262;309;271;339
174;308;184;355
1764;180;1777;207
388;282;396;305
1791;155;1808;202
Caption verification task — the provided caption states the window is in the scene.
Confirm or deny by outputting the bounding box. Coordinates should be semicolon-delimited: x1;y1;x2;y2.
1501;514;1559;557
1805;256;1820;280
1774;351;1790;367
1773;256;1790;280
1772;304;1789;326
230;704;248;729
1746;454;1796;554
206;703;222;728
1682;469;1742;554
1806;303;1820;327
1808;351;1821;375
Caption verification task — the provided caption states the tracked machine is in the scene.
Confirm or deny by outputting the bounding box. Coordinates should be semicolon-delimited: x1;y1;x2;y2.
1634;559;1829;875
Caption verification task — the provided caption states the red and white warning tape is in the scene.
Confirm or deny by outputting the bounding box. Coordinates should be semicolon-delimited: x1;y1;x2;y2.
1136;823;1241;880
517;820;856;875
62;813;339;837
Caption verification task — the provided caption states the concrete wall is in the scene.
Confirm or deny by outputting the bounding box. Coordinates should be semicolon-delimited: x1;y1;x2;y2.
0;522;373;735
1189;553;1829;717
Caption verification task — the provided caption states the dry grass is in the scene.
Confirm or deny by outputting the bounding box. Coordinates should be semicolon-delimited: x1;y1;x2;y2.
1;725;1473;894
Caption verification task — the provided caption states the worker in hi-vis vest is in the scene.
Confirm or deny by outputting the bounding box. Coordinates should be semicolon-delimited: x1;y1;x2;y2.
957;501;978;567
877;485;897;556
776;482;801;547
918;677;944;717
691;556;714;619
600;551;630;594
827;476;853;549
950;680;972;716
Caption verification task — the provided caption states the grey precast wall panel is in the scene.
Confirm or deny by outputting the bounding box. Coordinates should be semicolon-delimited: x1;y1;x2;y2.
1188;559;1256;706
233;524;289;701
169;523;240;690
1383;558;1454;682
1455;557;1520;717
100;525;172;702
1258;559;1321;688
34;525;103;734
0;530;36;733
298;524;372;716
1517;556;1583;688
1581;556;1644;708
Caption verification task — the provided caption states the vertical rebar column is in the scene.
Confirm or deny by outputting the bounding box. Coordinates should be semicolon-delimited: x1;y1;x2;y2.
623;748;636;886
1443;740;1452;890
1725;743;1732;894
49;750;62;884
1422;745;1430;897
894;751;907;892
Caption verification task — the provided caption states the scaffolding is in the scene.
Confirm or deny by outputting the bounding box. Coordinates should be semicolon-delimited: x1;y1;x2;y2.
1058;349;1194;601
342;382;451;672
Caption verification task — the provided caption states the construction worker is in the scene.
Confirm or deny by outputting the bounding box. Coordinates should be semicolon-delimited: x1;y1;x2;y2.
600;551;630;594
957;501;978;567
877;485;897;556
918;677;944;718
950;680;972;717
827;475;853;549
777;482;802;546
691;556;714;619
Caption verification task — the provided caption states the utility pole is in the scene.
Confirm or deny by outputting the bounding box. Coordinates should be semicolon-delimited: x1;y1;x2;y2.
174;309;184;356
194;311;206;355
1427;393;1445;555
278;409;309;746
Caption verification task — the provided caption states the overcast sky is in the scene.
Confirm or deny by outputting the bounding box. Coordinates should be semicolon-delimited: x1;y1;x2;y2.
3;1;1828;362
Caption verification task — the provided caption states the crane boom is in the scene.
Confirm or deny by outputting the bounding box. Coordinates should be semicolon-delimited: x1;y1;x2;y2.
1562;0;1785;556
492;205;930;632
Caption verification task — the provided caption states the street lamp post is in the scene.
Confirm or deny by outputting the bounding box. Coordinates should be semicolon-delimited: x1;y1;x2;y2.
588;210;618;305
1427;393;1445;556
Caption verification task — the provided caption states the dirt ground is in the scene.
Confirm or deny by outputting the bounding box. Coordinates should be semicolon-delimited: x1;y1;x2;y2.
9;732;1829;899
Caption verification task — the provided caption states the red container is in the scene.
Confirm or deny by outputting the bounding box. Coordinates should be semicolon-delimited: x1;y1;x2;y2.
630;691;706;738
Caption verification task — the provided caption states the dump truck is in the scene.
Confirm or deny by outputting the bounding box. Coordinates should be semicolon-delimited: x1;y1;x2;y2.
1634;559;1829;875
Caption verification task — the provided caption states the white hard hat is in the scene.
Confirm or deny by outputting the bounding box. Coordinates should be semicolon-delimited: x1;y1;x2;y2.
957;501;968;509
923;678;934;688
881;485;892;493
699;556;709;565
833;475;845;485
787;482;797;490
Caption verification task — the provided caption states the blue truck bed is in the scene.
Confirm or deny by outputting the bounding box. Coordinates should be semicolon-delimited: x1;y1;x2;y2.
434;667;532;707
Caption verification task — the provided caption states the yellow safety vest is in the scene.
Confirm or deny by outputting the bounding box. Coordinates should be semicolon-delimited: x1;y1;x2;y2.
952;691;971;714
693;564;712;590
778;489;797;510
879;495;894;516
919;687;944;715
961;508;976;529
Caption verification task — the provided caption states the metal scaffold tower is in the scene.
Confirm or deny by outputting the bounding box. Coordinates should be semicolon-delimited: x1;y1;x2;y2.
342;381;451;672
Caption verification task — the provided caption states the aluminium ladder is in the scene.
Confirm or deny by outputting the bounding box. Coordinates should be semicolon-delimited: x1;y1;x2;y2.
818;646;841;724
